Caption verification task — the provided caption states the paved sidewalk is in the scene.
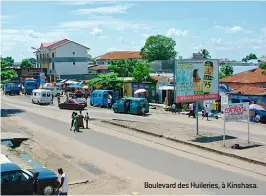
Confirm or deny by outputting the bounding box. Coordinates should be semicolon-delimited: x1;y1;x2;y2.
102;119;266;166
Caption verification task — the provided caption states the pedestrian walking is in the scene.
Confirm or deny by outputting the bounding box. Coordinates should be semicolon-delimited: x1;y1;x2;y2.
51;94;54;105
78;110;84;129
171;103;176;114
141;102;146;117
32;172;40;195
57;168;68;195
84;112;90;129
57;96;60;105
66;92;69;102
188;103;193;117
73;114;79;132
107;97;111;109
70;112;75;131
202;105;209;120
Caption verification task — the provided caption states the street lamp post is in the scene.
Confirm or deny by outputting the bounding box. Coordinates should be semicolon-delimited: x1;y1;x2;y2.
31;47;41;68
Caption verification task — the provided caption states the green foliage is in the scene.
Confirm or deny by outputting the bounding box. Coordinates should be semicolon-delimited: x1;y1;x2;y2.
132;61;153;82
242;53;257;62
108;59;137;77
20;59;34;68
140;35;177;62
201;49;211;59
88;73;122;90
259;62;266;69
220;64;233;78
219;71;226;79
1;56;18;83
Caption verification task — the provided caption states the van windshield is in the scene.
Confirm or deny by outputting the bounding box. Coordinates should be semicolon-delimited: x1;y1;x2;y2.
42;94;46;97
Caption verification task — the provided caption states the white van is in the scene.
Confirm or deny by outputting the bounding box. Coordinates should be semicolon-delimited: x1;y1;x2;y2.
31;89;52;104
41;87;63;97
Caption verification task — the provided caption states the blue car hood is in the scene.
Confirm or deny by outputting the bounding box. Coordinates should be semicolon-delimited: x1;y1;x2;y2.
28;168;58;180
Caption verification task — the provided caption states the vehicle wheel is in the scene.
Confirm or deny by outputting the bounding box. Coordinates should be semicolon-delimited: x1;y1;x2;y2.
59;105;62;109
114;108;118;113
255;117;260;123
90;102;93;106
42;184;54;195
9;92;11;95
25;92;27;95
17;92;20;95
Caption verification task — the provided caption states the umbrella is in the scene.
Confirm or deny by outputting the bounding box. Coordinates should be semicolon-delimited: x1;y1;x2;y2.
249;104;265;111
134;89;147;94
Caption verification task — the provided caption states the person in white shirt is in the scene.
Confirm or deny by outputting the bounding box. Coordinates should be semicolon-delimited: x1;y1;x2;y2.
171;103;176;114
57;168;68;195
202;105;209;120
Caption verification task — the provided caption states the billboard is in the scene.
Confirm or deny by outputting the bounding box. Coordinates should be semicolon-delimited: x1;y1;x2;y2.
175;59;219;102
223;102;249;122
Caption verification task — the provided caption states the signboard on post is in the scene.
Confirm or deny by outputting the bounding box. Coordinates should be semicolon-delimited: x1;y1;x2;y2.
175;59;219;103
224;102;249;122
223;102;250;146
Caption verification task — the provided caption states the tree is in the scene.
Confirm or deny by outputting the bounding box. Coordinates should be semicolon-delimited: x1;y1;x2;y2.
20;59;34;68
201;49;211;59
140;35;177;62
242;53;257;62
220;64;234;78
28;58;36;65
1;56;18;82
259;62;266;69
108;59;137;77
132;61;153;82
88;73;122;89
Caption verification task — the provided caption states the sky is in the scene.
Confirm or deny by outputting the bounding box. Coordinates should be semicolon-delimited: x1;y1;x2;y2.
1;0;266;62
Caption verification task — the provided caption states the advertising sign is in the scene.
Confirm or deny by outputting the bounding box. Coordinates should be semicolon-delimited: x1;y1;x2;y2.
223;102;249;122
175;59;219;102
21;68;46;78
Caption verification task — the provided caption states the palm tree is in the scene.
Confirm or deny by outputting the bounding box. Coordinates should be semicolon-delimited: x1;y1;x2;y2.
201;49;211;59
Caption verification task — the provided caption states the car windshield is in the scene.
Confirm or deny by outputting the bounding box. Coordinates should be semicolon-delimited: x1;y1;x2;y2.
22;169;33;177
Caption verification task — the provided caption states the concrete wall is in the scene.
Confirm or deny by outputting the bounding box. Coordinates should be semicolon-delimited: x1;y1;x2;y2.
55;42;88;58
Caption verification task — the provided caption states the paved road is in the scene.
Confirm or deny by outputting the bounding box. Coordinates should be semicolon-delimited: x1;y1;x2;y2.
2;95;266;143
1;102;266;195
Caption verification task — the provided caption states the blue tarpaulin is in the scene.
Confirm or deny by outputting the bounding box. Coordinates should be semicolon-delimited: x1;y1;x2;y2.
69;84;83;88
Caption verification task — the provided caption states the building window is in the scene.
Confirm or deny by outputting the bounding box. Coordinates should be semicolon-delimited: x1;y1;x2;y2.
52;63;55;70
52;52;54;58
73;62;75;65
108;62;110;65
73;52;75;55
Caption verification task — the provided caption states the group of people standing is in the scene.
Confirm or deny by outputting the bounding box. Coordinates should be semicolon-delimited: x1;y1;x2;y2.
70;111;90;132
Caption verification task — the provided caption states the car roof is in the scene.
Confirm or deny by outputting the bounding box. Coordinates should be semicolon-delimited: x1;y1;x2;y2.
123;97;147;101
1;163;21;172
92;90;112;93
33;89;51;92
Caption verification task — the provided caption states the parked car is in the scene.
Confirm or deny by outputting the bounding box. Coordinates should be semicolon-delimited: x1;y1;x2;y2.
59;99;86;110
1;163;59;195
112;97;149;115
251;109;266;124
74;98;87;107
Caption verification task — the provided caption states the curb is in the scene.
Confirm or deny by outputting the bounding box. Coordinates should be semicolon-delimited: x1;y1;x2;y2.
102;120;266;167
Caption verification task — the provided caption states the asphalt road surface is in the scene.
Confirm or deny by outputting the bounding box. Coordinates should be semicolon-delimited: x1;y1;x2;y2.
2;95;266;143
1;102;266;195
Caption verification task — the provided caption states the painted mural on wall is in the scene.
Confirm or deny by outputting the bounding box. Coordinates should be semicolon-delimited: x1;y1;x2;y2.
131;83;156;102
229;94;266;109
123;82;132;97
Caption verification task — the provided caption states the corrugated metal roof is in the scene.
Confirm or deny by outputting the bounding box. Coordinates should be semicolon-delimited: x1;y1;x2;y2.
232;66;258;74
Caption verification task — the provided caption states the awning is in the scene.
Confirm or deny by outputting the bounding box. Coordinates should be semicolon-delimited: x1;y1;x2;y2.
69;84;83;88
158;85;174;90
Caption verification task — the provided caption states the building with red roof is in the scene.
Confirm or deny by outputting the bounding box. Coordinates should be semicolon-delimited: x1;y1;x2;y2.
33;39;89;81
94;51;143;66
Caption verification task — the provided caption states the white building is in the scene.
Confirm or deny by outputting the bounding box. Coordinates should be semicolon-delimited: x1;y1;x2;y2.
35;39;89;81
94;51;143;66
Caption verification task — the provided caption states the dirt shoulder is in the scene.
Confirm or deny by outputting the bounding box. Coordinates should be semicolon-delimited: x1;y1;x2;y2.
101;119;266;168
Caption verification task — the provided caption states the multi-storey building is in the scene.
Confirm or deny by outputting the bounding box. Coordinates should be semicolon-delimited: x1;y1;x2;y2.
34;39;89;81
